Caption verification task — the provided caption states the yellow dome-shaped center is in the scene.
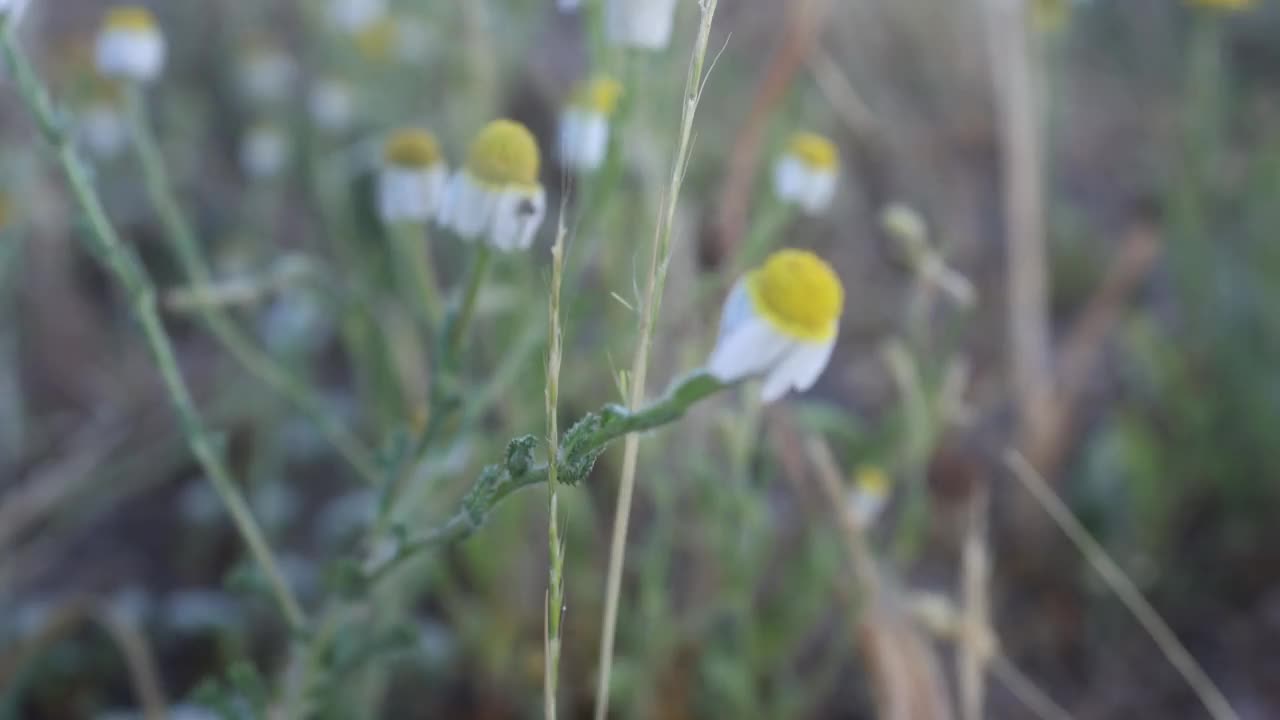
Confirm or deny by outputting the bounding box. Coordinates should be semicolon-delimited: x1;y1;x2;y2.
384;129;443;168
104;6;158;32
466;119;541;187
570;76;624;115
785;132;839;172
746;249;843;341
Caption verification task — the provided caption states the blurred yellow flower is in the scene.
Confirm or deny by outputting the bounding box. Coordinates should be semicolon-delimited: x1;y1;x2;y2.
560;76;623;173
379;128;448;225
465;120;541;188
95;5;166;83
774;132;840;215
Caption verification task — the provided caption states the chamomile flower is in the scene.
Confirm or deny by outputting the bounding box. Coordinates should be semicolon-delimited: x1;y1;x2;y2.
308;78;355;134
438;119;546;252
327;0;387;33
707;249;844;402
847;465;891;529
239;123;290;181
606;0;680;50
559;75;623;172
378;128;448;225
773;132;839;215
95;6;166;84
237;39;296;105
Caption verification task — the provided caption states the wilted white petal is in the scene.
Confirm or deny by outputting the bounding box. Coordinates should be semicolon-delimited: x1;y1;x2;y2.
707;317;791;385
759;338;835;402
439;171;496;240
559;109;610;172
379;164;447;225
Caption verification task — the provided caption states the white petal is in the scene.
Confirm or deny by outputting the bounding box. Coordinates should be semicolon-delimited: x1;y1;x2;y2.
488;185;546;252
800;168;837;215
605;0;679;50
96;29;166;83
759;337;836;403
772;155;808;205
716;279;753;343
379;165;448;225
560;110;609;172
438;171;496;240
706;316;792;385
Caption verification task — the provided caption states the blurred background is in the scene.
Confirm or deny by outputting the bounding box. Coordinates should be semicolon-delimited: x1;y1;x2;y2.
3;0;1280;718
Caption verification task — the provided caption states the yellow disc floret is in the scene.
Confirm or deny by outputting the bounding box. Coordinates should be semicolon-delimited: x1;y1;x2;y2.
465;119;541;187
570;76;624;116
746;249;844;341
103;6;158;32
384;129;443;169
786;132;839;172
854;465;889;497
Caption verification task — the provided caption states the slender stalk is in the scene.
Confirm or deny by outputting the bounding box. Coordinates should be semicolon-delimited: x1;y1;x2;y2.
1004;450;1240;720
594;4;720;718
0;24;306;630
544;203;570;720
446;244;492;360
389;222;444;330
121;87;381;486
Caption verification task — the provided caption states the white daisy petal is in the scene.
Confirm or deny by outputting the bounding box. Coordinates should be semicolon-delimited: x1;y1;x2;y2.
439;171;496;240
772;156;808;206
96;29;166;84
801;169;837;215
559;109;610;172
488;185;546;252
760;338;835;403
379;165;447;225
707;317;792;385
606;0;680;50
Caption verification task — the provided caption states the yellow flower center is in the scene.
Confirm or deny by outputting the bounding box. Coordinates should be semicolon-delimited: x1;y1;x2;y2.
384;129;443;169
465;119;541;187
746;249;844;341
103;6;158;32
570;76;624;116
854;466;889;497
355;17;397;61
785;132;839;172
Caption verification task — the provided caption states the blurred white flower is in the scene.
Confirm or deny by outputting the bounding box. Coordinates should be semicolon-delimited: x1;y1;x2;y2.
239;123;289;180
94;6;166;84
0;0;29;22
327;0;387;33
557;0;583;11
606;0;680;50
846;465;891;529
378;128;448;225
438;119;546;252
707;249;843;402
308;78;356;134
559;75;623;173
773;132;839;215
237;41;296;105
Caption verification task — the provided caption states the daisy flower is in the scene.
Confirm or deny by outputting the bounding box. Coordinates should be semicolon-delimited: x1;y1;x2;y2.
237;38;296;105
707;249;844;402
378;128;448;225
95;6;166;84
772;132;839;215
847;465;891;530
559;75;623;173
438;119;546;252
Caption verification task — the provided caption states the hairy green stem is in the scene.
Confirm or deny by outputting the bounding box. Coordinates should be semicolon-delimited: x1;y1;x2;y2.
121;88;381;487
0;23;306;630
365;372;726;584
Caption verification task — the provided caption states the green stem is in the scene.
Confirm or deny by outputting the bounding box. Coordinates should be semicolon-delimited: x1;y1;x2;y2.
389;222;444;332
445;243;492;360
0;22;306;631
366;371;727;584
121;87;381;486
